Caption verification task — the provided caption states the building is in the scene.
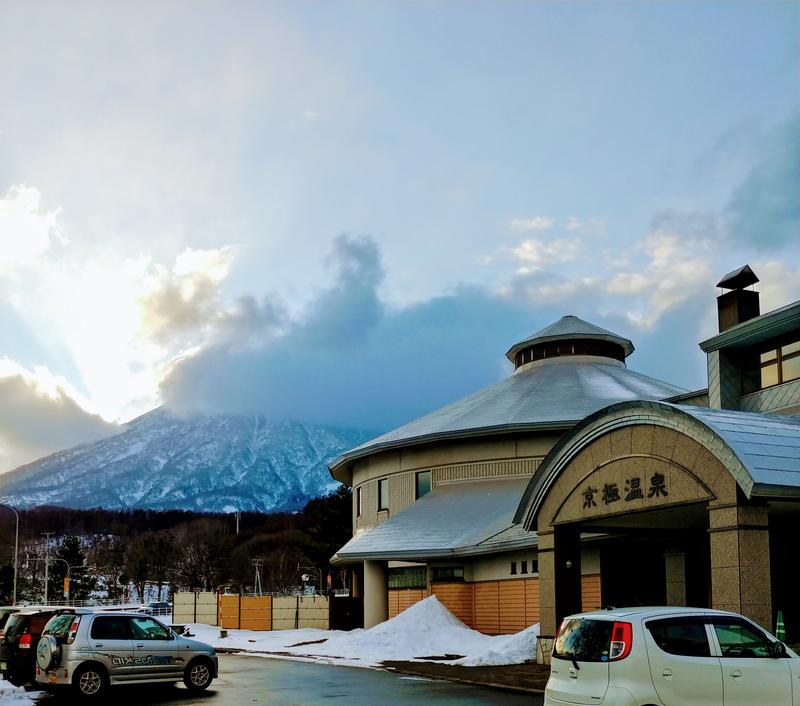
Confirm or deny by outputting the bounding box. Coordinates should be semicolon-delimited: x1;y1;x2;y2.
329;266;800;654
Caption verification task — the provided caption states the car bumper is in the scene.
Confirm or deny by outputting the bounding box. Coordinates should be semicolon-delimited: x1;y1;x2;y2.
35;665;72;686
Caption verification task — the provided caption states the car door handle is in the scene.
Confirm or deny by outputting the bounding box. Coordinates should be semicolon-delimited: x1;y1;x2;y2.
135;644;144;649
662;669;673;680
94;643;103;648
730;670;742;680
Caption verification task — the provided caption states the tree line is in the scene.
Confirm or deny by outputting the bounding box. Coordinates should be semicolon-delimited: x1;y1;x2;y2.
0;486;352;603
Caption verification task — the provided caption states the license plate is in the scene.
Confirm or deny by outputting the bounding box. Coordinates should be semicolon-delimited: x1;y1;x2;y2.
49;673;58;684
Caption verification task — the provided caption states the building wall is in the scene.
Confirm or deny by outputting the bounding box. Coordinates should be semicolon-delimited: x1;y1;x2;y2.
352;431;561;532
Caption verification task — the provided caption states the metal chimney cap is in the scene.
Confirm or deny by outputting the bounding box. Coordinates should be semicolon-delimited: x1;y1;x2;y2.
716;264;759;290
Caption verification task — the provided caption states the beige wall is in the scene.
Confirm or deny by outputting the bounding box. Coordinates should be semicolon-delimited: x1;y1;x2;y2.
352;431;562;531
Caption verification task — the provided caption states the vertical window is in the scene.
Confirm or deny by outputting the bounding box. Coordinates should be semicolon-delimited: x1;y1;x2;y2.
356;487;362;517
378;478;389;511
510;561;517;575
415;471;432;499
521;560;528;574
743;338;800;393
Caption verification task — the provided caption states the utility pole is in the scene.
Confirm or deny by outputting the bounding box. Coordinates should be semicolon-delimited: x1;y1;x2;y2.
42;532;54;604
252;558;263;596
235;512;240;535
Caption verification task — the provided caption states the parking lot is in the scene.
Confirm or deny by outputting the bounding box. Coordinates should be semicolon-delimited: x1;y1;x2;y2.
32;654;542;705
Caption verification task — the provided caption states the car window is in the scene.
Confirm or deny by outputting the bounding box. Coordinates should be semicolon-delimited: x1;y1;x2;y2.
553;618;615;662
131;617;171;640
43;614;75;637
3;615;28;638
712;619;771;658
91;616;132;640
646;617;711;657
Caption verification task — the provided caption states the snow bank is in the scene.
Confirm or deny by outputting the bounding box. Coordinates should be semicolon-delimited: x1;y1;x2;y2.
184;596;539;669
0;676;36;704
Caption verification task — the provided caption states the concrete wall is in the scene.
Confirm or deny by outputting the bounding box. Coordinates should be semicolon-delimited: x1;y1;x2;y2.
173;591;218;626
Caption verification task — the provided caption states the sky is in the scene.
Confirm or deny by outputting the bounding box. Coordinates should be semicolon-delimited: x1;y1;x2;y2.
0;1;798;472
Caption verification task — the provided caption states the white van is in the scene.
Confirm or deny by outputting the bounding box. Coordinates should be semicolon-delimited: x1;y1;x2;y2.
545;607;797;706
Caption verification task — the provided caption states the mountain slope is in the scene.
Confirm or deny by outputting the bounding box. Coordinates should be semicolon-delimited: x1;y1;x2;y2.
0;409;373;513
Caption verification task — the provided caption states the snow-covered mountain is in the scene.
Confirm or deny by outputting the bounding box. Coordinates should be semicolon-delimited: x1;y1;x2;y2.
0;408;373;513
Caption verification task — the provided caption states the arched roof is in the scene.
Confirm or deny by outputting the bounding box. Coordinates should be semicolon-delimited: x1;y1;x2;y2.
514;401;800;530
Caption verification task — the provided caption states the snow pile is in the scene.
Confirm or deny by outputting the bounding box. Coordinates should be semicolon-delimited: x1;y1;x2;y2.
185;596;539;669
0;676;35;704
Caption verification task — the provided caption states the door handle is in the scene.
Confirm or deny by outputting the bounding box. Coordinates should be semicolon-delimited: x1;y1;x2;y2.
135;644;144;649
730;670;742;680
662;669;673;679
94;643;103;648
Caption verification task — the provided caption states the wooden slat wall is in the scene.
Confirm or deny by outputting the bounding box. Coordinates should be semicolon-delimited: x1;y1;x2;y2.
240;596;272;631
431;583;473;626
524;578;540;627
581;574;602;612
474;581;500;634
498;580;526;633
218;594;241;629
388;589;428;619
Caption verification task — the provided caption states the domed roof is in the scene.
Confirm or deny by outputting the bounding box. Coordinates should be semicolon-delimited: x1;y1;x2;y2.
506;315;635;362
330;316;685;479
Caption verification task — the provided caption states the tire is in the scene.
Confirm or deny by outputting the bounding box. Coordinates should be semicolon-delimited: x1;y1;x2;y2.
6;670;27;687
183;658;213;692
73;663;109;699
36;635;60;671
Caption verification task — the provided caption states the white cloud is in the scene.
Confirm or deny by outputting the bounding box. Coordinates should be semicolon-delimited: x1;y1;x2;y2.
0;185;62;273
508;217;554;232
509;237;581;268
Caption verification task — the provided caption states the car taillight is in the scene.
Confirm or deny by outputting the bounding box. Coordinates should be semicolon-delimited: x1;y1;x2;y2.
608;621;632;661
67;617;81;644
19;633;32;649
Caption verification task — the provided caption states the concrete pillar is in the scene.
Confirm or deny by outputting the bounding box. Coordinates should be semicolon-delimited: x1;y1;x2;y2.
708;503;771;630
664;549;687;606
351;566;362;598
363;560;388;628
554;525;582;626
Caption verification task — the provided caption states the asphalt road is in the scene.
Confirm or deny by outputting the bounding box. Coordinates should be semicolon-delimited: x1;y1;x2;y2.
32;654;543;705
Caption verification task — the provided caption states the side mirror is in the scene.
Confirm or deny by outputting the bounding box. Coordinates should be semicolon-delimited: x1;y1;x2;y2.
769;641;788;658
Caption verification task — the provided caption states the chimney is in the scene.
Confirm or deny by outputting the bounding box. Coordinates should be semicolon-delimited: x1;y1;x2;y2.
716;264;760;333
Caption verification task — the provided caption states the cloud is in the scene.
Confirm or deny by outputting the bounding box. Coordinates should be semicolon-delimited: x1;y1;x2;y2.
509;237;582;269
0;360;116;472
0;185;62;273
725;117;800;248
508;217;554;232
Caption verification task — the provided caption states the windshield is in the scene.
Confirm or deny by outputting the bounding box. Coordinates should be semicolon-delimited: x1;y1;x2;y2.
43;614;75;637
553;618;615;662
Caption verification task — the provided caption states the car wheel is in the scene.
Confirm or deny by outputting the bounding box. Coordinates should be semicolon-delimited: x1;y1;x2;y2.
73;664;108;698
183;658;213;692
6;670;28;687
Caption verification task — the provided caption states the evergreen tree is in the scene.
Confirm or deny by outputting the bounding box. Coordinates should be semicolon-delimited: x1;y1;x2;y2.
47;535;97;601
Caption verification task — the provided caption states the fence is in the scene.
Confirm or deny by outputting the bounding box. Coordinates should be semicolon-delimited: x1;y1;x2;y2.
173;592;331;630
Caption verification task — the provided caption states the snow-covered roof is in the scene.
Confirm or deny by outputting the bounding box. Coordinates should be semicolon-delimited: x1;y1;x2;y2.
330;355;685;479
505;315;635;362
332;477;535;563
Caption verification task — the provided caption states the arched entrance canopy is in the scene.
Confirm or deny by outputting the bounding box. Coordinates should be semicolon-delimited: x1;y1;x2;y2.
515;400;800;531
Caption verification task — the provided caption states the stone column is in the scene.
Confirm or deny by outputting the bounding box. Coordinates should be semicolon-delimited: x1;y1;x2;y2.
664;548;687;606
708;503;771;630
363;560;388;628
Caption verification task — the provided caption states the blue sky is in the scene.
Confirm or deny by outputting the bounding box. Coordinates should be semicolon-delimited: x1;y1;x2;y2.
0;1;798;471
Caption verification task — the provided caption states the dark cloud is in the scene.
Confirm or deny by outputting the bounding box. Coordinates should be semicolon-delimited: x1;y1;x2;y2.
0;375;116;472
160;234;710;432
726;117;800;248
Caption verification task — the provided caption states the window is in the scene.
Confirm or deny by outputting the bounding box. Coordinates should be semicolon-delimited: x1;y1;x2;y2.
378;478;389;511
130;616;171;641
711;619;771;658
531;558;539;574
356;487;362;517
553;619;615;662
91;616;131;640
431;566;464;582
647;618;711;657
742;337;800;393
388;566;427;589
510;561;517;575
42;614;75;638
521;560;528;574
415;471;432;499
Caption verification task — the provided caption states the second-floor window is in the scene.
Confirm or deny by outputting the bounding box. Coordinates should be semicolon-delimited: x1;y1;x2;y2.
378;478;389;511
742;339;800;394
356;487;362;517
416;470;432;499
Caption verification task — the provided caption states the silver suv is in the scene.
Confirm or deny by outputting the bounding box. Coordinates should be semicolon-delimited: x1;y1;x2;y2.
34;610;218;698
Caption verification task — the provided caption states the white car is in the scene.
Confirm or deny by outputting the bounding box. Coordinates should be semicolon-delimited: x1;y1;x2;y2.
545;606;797;706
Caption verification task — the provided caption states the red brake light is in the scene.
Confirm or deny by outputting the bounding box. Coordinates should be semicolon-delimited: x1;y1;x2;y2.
608;621;632;661
19;633;32;649
67;617;81;644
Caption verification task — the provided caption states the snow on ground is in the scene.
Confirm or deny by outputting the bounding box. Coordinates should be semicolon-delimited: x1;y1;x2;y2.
0;676;36;704
186;596;539;669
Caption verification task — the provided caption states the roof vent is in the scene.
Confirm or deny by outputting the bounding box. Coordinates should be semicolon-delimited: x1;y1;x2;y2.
716;265;760;333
